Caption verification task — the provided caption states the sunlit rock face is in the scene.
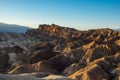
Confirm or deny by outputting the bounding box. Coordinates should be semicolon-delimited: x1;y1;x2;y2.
26;24;80;39
0;24;120;80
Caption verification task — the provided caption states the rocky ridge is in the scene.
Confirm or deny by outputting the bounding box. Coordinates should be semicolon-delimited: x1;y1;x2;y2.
0;24;120;80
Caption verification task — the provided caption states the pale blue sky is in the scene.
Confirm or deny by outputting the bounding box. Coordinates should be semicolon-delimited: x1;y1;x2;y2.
0;0;120;30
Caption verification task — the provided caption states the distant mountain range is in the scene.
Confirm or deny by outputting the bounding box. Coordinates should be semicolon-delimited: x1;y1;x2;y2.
0;22;31;33
114;29;120;32
0;22;119;33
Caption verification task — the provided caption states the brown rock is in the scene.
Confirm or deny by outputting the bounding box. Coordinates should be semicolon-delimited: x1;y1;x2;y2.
28;42;56;63
69;64;110;80
8;60;58;74
1;24;120;80
0;52;9;73
82;44;110;63
2;46;24;54
62;60;87;76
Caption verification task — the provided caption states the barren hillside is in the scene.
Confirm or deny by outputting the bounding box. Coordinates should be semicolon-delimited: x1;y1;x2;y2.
0;24;120;80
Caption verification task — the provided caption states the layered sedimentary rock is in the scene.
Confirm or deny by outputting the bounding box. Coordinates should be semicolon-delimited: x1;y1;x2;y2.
0;24;120;80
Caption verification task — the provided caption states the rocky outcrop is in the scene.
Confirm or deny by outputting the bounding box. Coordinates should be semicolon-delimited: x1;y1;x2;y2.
0;32;39;51
26;24;80;39
8;54;72;74
1;46;24;54
0;46;27;65
27;42;57;63
62;60;87;76
26;25;120;42
69;64;110;80
69;52;120;80
0;24;120;80
8;61;58;74
0;52;9;73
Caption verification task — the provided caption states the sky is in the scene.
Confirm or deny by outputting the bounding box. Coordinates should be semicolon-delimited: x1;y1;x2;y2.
0;0;120;30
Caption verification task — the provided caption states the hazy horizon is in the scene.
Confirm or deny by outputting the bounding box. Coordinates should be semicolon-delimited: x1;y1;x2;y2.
0;0;120;30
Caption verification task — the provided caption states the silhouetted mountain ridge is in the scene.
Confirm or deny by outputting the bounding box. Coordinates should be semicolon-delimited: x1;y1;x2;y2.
0;22;31;33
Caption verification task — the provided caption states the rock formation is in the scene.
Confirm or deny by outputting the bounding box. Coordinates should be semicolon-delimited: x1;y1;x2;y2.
0;24;120;80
